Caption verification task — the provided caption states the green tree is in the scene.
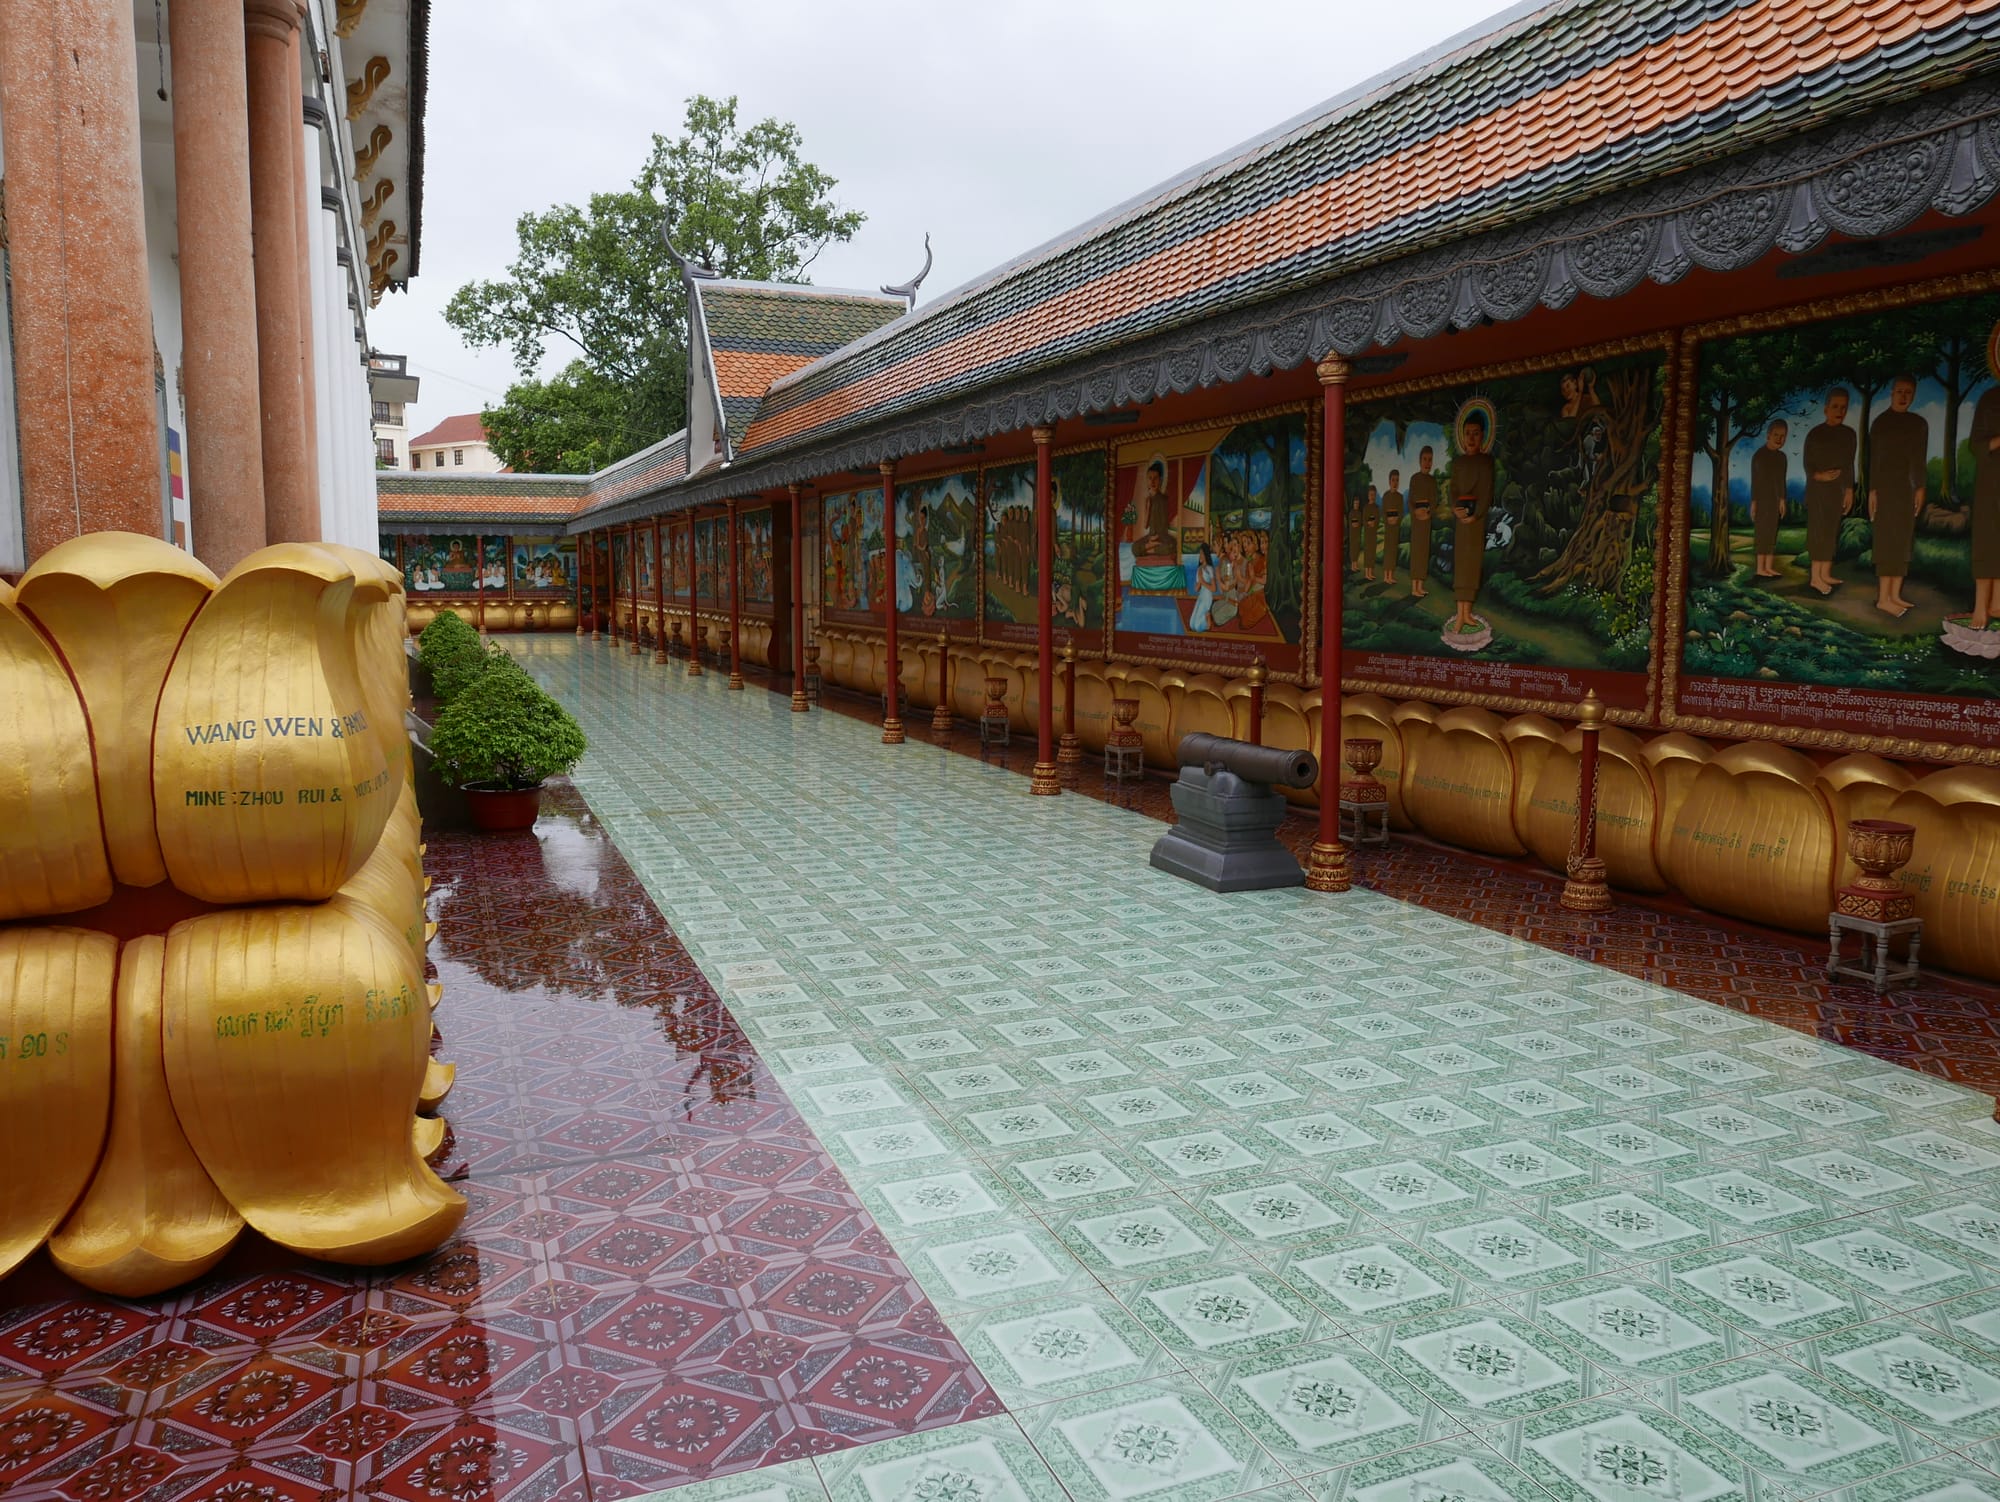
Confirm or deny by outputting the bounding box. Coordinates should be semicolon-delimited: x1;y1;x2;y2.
446;95;865;473
1693;336;1807;576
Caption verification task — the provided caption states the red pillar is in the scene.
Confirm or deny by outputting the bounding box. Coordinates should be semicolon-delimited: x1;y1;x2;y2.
1247;659;1266;745
790;485;810;713
652;517;667;664
1031;426;1059;795
1561;690;1612;911
629;524;645;653
1307;359;1352;892
575;534;586;635
592;534;604;640
685;516;703;676
880;463;903;744
1059;644;1081;764
727;500;745;690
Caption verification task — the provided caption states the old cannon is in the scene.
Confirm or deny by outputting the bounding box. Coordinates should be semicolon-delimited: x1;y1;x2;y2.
1148;733;1319;892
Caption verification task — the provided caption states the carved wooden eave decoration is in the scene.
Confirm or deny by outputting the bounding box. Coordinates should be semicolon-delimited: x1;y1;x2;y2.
345;55;390;120
338;0;424;290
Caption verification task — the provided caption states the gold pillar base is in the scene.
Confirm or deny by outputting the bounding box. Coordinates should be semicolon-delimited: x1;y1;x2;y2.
686;661;704;677
727;672;744;690
591;627;600;641
1560;856;1613;913
1030;761;1062;796
1057;733;1083;764
882;717;905;744
653;646;667;665
1304;840;1352;893
791;690;811;713
931;703;953;732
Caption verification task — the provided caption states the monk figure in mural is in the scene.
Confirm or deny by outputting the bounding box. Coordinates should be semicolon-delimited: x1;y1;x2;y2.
1803;387;1857;596
1751;419;1788;579
1381;469;1404;587
1359;484;1381;582
1407;446;1436;599
1450;414;1494;634
912;502;933;615
1868;373;1927;618
1132;459;1176;559
1971;381;2000;630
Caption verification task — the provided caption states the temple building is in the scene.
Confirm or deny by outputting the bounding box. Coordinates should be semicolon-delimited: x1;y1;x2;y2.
0;0;425;572
13;4;2000;1501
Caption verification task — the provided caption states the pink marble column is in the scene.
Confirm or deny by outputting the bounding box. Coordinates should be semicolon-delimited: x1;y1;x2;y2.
243;0;317;543
169;0;268;570
286;17;320;531
0;0;163;557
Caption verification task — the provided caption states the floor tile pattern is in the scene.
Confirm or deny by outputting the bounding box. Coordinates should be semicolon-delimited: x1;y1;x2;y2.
0;779;993;1500
805;672;2000;1096
512;639;2000;1502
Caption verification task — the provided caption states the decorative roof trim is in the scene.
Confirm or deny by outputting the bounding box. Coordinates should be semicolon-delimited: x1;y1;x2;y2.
568;81;2000;531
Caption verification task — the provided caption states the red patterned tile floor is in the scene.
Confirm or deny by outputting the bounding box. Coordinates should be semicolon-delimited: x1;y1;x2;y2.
800;671;2000;1101
0;784;995;1502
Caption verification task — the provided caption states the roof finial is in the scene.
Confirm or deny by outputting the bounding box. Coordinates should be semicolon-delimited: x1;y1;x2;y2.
660;217;719;280
881;232;932;309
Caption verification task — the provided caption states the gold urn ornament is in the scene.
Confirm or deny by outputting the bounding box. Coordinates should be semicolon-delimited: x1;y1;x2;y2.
1837;819;1917;923
1109;697;1143;748
1341;737;1388;806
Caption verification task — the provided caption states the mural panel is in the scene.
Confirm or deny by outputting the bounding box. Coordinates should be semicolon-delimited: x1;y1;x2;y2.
983;450;1109;646
636;527;656;596
741;508;775;608
403;535;478;594
511;536;575;597
1114;414;1308;674
667;523;689;601
895;469;978;633
612;531;632;604
378;535;399;568
821;488;884;624
696;516;731;607
1344;346;1667;715
1676;289;2000;753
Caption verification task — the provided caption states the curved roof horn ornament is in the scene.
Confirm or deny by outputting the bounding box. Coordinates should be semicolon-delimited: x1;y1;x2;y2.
881;233;932;308
660;218;720;280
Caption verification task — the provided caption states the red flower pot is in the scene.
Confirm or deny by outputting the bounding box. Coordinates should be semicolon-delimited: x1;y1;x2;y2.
462;783;542;832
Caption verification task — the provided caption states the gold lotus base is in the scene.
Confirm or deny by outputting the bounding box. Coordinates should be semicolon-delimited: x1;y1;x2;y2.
882;718;905;744
728;672;744;690
1304;840;1351;893
686;661;703;677
791;690;810;713
1030;761;1062;795
1058;733;1083;764
653;647;667;664
1561;855;1614;913
932;703;954;731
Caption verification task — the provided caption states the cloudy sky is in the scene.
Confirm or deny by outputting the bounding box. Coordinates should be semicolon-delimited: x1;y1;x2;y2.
370;0;1516;436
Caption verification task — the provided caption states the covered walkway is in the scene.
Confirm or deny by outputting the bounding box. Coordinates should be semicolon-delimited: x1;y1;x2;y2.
504;635;2000;1502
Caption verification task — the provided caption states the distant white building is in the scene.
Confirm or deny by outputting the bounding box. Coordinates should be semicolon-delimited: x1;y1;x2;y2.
409;413;508;474
371;353;420;470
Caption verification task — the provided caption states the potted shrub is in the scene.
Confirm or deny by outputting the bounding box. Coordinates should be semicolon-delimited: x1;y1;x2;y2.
428;663;586;831
429;638;499;706
414;609;479;703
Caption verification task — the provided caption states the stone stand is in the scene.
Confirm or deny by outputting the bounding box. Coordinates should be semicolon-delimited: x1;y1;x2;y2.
1150;766;1305;892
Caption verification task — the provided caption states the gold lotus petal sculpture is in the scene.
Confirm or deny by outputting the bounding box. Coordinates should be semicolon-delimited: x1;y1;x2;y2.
153;544;394;903
318;543;412;806
1660;741;1837;935
419;1058;457;1112
162;903;464;1263
49;936;243;1295
16;533;219;888
0;928;116;1279
1886;767;2000;979
1403;706;1526;857
0;584;114;920
413;1115;446;1160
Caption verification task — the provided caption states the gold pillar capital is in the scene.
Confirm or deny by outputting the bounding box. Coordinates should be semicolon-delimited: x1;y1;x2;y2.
1030;425;1054;445
788;482;802;499
878;460;895;479
1315;355;1351;387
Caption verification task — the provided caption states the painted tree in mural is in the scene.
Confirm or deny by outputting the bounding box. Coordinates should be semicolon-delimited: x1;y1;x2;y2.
1693;338;1804;576
1530;364;1658;595
446;96;865;473
1209;416;1307;643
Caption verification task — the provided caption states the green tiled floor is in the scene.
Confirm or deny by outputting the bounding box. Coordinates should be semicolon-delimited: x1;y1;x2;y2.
507;638;2000;1502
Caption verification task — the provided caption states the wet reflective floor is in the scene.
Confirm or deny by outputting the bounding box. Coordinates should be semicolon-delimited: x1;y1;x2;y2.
6;634;2000;1502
